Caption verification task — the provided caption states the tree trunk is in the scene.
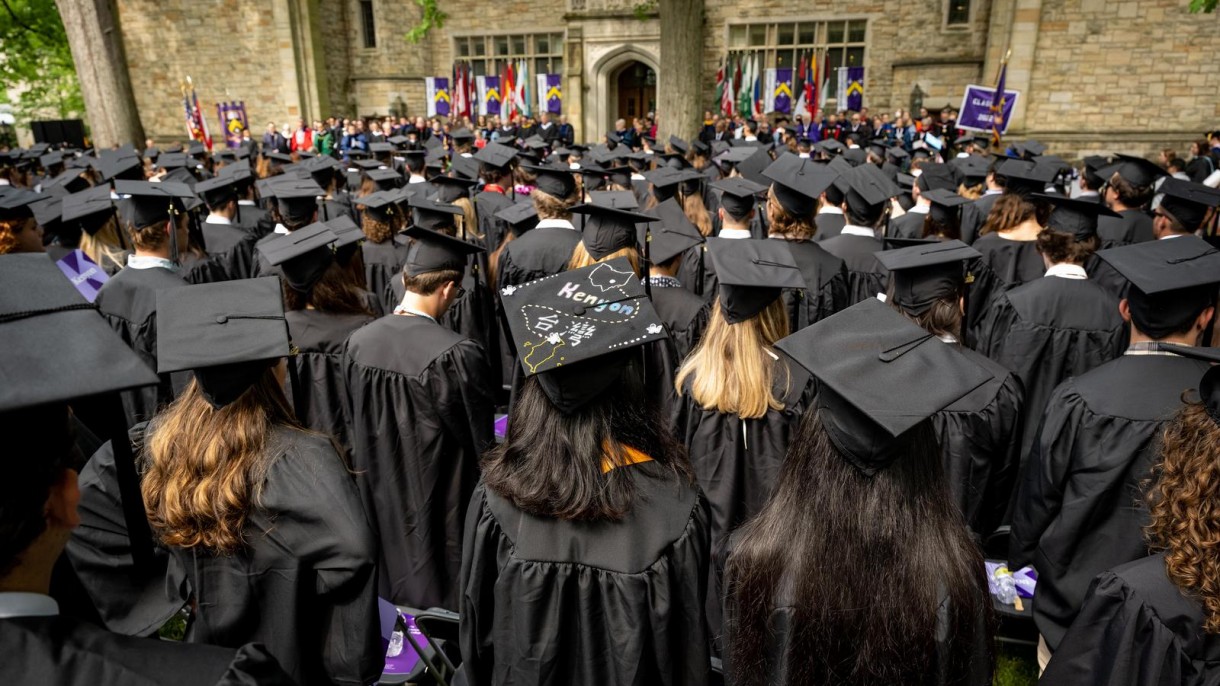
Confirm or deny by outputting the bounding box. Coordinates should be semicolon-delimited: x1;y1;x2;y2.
55;0;144;148
657;0;704;143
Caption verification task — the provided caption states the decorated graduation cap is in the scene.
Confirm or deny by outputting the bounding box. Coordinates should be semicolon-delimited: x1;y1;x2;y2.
711;176;767;218
1156;178;1220;232
156;278;290;408
1096;235;1220;339
0;188;42;221
0;253;159;410
1150;343;1220;427
474;142;518;171
570;202;655;261
1033;192;1121;240
921;188;971;226
707;237;804;323
521;162;577;198
495;201;539;237
113;179;195;228
762;154;838;217
775;298;993;475
409;196;464;232
355;190;402;224
500;256;667;413
257;221;338;293
874;239;980;315
1098;153;1167;188
837;163;903;215
648;198;704;264
401;225;484;277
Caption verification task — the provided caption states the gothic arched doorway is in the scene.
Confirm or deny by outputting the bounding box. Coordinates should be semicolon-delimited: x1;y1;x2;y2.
612;61;656;124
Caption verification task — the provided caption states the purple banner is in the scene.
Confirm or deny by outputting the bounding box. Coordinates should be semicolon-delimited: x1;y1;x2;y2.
55;249;107;303
544;73;562;114
217;101;248;149
773;68;793;114
956;84;1020;134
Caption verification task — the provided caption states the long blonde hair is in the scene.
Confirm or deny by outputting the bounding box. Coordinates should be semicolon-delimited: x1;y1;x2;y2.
675;298;791;419
567;241;641;272
141;370;299;554
681;189;713;237
80;215;129;272
451;196;482;240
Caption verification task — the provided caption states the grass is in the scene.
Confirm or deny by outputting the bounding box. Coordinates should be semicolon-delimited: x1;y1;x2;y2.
158;609;188;641
994;642;1039;686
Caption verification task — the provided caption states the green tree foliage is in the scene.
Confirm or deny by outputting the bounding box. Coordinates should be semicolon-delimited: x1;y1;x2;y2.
0;0;82;121
404;0;447;44
1190;0;1217;11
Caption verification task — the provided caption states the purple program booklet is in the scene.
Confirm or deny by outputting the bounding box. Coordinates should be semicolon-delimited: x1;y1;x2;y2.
55;249;108;303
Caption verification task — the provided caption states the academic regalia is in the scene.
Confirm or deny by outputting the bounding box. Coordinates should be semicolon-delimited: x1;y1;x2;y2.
343;313;495;609
1041;554;1220;686
962;234;1044;338
93;266;189;426
496;224;581;287
675;242;719;299
1086;253;1128;300
458;468;712;686
284;309;374;455
813;209;847;242
649;278;711;360
1097;208;1155;248
1009;354;1211;650
818;232;887;304
361;234;411;312
959;192;1001;245
888;208;927;239
0;615;294;686
184;224;260;283
973;276;1125;468
475;190;513;250
779;239;850;330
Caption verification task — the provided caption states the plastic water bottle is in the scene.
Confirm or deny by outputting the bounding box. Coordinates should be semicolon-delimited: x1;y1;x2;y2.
993;568;1018;606
387;628;404;657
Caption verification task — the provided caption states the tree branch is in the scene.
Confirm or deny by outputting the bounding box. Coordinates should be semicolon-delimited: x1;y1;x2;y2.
0;0;57;40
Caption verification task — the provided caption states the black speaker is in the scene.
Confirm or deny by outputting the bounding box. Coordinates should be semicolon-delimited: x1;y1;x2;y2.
31;119;87;149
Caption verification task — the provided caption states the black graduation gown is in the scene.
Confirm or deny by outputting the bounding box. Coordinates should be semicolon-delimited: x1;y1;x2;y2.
235;202;273;238
677;242;719;301
64;438;184;637
362;235;411;314
780;239;850;331
812;210;846;242
458;468;712;686
959;192;1001;245
284;309;375;455
649;280;711;361
0;615;293;686
1042;554;1220;686
963;234;1044;340
973;276;1125;471
1098;208;1155;249
1008;354;1210;651
933;346;1025;539
1086;252;1130;301
496;225;582;288
183;221;259;283
342;314;495;609
817;232;887;305
678;357;815;644
888;208;928;239
93;265;189;427
475;190;513;251
168;428;382;686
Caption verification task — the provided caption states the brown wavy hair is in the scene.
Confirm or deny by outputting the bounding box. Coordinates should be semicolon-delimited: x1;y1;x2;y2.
532;187;578;220
361;215;396;244
1145;400;1220;633
979;193;1050;236
681;189;713;238
1036;227;1099;266
282;261;374;316
141;370;300;554
766;190;815;241
0;218;31;254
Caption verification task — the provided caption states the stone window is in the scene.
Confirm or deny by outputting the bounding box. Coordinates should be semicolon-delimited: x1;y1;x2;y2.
726;19;867;100
946;0;971;26
453;32;565;77
359;0;376;49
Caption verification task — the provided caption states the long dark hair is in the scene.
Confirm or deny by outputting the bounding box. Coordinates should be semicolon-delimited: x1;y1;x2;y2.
725;409;992;686
282;261;374;316
481;358;693;521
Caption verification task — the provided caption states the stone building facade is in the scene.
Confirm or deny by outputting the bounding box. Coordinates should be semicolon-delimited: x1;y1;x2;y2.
115;0;1218;157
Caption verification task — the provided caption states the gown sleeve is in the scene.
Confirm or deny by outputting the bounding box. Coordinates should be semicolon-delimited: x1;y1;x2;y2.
436;339;497;459
214;643;297;686
970;291;1019;362
458;485;501;686
1040;572;1191;686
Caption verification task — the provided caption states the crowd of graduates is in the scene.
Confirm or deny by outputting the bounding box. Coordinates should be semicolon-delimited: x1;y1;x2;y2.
1;119;1220;686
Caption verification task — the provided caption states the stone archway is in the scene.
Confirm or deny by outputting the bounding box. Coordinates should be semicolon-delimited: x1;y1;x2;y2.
588;44;660;140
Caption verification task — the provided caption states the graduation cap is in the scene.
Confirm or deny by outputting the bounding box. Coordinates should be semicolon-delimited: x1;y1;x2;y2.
365;168;402;190
195;175;242;208
0;188;42;221
353;159;385;171
1149;343;1220;427
734;147;774;186
995;158;1058;195
707;237;805;323
29;196;63;232
1081;155;1112;187
60;185;116;235
1096;235;1220;339
692;140;711;156
1012;140;1047;159
450;128;475;143
186;141;207;158
355;190;403;224
1156;178;1220;232
264;151;294;165
668;135;690;155
711;176;768;218
520;162;577;198
423;135;444;152
401;225;484;277
649;198;704;264
98;154;144;182
588;190;639;210
495;201;539;237
499;256;667;413
156;278;290;408
921;188;971;226
39;151;66;169
605;131;623;145
1098;153;1168;188
387;135;410;148
113;179;195;228
430;174;477;204
815;139;846;156
874;239;980;315
370;142;394;155
951;155;990;186
775;298;993;475
266;178;323;223
762;154;838;217
0;253;160;411
915;163;961;193
257;221;338;292
1033;192;1121;239
570;203;655;261
408;196;464;232
843;148;868;167
838;163;903;215
450;155;480;181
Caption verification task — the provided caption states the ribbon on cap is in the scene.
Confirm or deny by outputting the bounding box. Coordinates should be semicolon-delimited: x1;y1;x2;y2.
0;302;96;324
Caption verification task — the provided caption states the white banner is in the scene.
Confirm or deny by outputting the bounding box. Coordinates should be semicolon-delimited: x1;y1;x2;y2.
763;68;777;113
